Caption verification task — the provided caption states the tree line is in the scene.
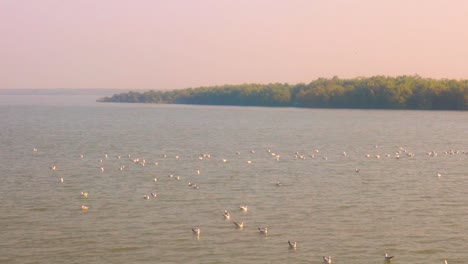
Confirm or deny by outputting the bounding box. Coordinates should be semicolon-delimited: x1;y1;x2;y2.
97;76;468;110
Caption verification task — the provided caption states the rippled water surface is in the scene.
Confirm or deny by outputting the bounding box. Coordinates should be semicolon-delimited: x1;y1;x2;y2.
0;95;467;264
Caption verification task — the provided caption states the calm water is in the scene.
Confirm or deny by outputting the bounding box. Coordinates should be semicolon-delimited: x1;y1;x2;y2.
0;95;467;264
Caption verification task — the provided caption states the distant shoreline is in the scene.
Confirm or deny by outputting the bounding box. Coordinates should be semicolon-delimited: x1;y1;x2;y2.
97;76;468;111
0;88;127;96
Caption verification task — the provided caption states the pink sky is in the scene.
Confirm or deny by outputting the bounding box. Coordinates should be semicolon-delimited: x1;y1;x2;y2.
1;0;468;89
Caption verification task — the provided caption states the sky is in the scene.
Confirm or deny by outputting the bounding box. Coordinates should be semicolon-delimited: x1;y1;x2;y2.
1;0;468;90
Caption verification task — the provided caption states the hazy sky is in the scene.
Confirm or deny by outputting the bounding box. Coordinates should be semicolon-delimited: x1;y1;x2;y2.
1;0;468;90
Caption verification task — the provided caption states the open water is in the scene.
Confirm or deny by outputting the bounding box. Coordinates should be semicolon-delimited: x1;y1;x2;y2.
0;95;467;264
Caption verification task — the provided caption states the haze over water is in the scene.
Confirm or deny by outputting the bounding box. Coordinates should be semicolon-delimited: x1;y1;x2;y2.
0;95;467;263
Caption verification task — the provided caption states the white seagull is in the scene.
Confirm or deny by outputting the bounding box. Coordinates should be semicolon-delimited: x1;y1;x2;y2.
323;256;332;264
223;210;230;220
258;227;268;234
192;227;201;235
288;240;297;249
233;222;244;229
384;252;394;261
239;205;248;212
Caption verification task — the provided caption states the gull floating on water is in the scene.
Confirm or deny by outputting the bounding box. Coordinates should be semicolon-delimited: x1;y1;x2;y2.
233;222;244;229
144;195;150;200
323;256;332;264
60;177;64;183
384;252;394;261
33;148;38;152
288;240;297;249
258;227;268;234
239;205;248;212
81;205;89;210
81;192;88;198
445;260;448;264
192;227;201;235
223;210;230;220
151;192;157;197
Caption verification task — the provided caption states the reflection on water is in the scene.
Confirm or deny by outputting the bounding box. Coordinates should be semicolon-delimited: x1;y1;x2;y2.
0;96;467;264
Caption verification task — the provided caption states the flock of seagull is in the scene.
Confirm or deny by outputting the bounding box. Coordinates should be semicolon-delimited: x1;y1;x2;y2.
36;145;465;264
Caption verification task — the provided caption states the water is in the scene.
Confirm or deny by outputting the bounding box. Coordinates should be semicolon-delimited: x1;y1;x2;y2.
0;95;467;264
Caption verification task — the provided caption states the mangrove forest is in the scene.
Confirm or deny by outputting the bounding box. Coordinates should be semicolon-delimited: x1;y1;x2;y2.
97;76;468;110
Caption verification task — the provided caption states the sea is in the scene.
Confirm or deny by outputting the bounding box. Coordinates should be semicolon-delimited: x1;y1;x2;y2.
0;94;467;264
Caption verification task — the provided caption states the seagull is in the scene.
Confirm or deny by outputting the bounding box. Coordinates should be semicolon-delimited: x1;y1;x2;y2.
60;177;64;183
81;205;89;210
151;192;157;197
153;178;157;182
192;227;201;235
51;165;56;171
323;256;332;264
276;181;282;186
239;205;248;212
143;195;150;200
355;168;360;173
33;148;38;152
233;222;244;229
288;240;297;249
258;227;268;234
223;210;230;220
437;173;442;178
81;192;88;198
100;167;104;172
384;253;394;261
445;260;448;264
